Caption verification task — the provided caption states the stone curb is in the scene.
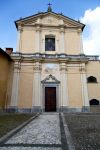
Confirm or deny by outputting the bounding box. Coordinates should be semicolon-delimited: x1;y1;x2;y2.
0;113;41;144
61;113;75;150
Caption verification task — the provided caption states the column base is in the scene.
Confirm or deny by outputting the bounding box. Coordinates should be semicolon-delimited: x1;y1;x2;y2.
6;106;18;113
18;108;32;113
31;106;42;112
82;106;90;112
1;106;91;113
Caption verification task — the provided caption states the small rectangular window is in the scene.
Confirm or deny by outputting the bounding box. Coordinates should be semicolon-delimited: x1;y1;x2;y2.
45;37;55;51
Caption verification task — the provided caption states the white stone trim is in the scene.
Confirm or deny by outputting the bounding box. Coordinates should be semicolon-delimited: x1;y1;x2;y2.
35;27;41;52
60;29;65;53
32;62;41;107
60;63;69;107
80;64;89;107
10;64;20;107
16;26;23;52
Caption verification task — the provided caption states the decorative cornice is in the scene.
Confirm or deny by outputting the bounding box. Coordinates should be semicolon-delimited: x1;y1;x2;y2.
11;52;99;63
41;74;60;84
15;11;85;31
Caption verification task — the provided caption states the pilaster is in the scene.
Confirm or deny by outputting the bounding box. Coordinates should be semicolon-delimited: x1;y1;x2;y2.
79;63;89;111
32;62;42;112
16;25;23;52
60;27;65;53
77;28;84;53
35;26;41;53
60;62;68;110
10;62;21;110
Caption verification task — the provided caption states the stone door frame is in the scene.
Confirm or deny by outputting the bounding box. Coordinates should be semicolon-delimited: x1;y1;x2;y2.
41;74;60;112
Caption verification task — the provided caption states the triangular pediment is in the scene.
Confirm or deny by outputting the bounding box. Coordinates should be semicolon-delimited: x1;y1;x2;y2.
15;12;85;30
41;74;60;84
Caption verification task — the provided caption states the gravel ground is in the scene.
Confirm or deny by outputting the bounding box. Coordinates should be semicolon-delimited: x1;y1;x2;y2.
5;114;61;144
0;113;34;138
0;113;62;150
64;113;100;150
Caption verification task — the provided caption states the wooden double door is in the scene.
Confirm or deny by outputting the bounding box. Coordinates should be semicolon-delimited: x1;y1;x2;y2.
45;87;56;112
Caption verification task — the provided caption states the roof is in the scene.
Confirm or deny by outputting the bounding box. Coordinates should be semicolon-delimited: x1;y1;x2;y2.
0;48;12;61
15;11;85;31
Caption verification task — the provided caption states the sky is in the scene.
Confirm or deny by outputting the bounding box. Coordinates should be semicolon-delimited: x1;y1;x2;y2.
0;0;100;55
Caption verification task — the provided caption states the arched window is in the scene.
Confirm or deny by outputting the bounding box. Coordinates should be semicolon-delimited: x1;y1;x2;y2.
89;99;99;105
45;35;55;51
87;76;97;83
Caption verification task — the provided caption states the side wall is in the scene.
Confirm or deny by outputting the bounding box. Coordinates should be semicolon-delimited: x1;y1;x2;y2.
0;54;13;110
86;61;100;101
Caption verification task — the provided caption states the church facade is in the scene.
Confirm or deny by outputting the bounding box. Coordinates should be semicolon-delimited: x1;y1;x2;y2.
5;8;100;112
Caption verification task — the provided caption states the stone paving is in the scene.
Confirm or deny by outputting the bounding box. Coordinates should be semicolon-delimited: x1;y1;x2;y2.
64;113;100;150
0;113;67;150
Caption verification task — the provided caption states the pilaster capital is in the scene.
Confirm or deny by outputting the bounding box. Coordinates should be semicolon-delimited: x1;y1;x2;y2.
77;28;82;34
33;62;42;72
36;26;41;32
59;27;65;33
60;63;67;71
14;62;21;70
18;25;23;32
79;65;86;73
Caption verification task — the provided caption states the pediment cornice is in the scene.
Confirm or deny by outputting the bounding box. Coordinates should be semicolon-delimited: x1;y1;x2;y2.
41;74;60;84
15;11;85;31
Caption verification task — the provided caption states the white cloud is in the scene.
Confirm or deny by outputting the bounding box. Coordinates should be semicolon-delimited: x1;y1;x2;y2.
80;7;100;55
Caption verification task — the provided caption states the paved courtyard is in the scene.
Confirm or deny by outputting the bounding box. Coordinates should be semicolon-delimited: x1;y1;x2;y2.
0;113;100;150
0;113;68;150
64;113;100;150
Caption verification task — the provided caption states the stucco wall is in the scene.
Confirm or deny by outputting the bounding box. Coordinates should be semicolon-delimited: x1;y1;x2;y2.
17;62;84;109
0;53;13;109
19;18;82;55
86;61;100;101
67;64;83;107
18;63;33;108
20;27;82;55
65;30;82;55
21;29;35;53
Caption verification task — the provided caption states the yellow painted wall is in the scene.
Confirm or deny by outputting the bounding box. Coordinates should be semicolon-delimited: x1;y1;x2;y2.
86;61;100;101
20;27;82;55
18;63;33;108
0;53;13;109
65;31;81;55
67;65;83;107
21;29;35;53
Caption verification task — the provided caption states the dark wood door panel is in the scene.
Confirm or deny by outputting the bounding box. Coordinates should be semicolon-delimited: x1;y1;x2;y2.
45;87;56;112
